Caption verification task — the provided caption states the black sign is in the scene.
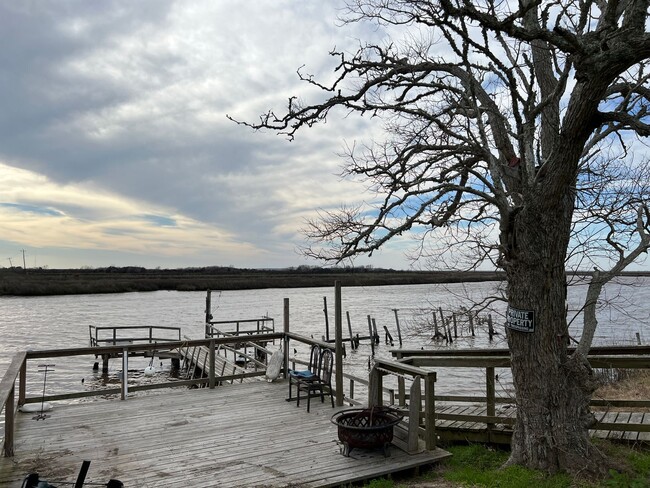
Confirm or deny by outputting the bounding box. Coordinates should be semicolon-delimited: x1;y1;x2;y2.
506;307;535;333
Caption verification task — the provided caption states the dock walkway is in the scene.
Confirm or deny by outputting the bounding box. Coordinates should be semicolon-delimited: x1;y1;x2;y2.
0;380;449;488
434;404;650;444
178;343;256;384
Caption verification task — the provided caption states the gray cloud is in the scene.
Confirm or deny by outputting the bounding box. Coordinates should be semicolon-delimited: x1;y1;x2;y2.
0;1;410;269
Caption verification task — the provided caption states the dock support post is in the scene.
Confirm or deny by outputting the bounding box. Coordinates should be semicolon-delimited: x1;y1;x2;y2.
368;367;382;407
3;383;14;457
397;375;406;406
371;318;379;345
323;296;330;342
209;339;216;389
334;281;343;407
19;358;26;406
486;366;495;430
346;311;355;350
205;290;212;338
392;309;403;347
121;348;128;400
283;298;290;379
424;373;436;450
408;376;421;452
367;315;375;357
334;281;344;406
102;355;110;375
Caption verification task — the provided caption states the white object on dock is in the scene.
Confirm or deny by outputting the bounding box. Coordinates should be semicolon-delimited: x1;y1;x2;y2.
265;343;283;382
19;402;53;413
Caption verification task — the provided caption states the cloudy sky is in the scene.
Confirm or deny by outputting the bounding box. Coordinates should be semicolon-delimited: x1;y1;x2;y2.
0;1;418;270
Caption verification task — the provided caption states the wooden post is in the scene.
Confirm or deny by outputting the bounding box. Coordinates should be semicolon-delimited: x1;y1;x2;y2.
383;326;394;346
3;384;14;457
486;366;495;430
368;367;383;407
205;290;212;338
371;318;379;345
397;376;406;407
424;373;436;450
323;296;330;342
19;358;26;406
209;339;216;389
488;314;495;341
334;281;344;406
408;376;421;453
392;309;403;347
432;312;439;337
346;311;355;350
636;332;642;345
438;307;445;331
283;298;290;379
121;348;128;400
367;315;375;357
468;314;475;337
452;313;458;338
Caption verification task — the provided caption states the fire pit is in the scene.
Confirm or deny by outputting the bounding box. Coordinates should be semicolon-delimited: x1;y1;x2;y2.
331;406;404;457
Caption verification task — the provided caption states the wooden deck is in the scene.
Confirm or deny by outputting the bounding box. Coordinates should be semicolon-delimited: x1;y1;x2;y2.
0;380;450;488
435;404;650;445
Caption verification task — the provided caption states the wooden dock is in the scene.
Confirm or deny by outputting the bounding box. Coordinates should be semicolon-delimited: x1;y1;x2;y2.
0;380;450;488
434;404;650;444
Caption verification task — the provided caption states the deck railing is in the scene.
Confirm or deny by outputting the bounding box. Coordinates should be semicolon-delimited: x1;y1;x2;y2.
392;347;650;442
205;317;275;339
89;324;181;347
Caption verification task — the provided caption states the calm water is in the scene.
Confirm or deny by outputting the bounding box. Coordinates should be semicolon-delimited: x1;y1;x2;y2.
1;278;648;402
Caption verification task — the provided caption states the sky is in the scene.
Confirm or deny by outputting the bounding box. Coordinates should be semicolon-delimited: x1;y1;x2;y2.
0;1;419;270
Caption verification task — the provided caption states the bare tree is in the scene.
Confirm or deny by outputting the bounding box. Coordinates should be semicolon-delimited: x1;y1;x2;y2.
232;0;650;474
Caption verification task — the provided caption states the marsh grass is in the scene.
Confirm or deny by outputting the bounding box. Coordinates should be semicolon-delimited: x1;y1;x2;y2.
593;369;650;412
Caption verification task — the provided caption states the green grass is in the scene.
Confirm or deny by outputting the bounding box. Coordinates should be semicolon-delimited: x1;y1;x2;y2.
441;444;573;487
361;442;650;488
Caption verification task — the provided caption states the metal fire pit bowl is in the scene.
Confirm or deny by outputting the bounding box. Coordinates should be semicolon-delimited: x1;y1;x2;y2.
331;406;404;457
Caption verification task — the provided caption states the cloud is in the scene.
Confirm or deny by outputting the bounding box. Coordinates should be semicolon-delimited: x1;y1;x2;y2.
0;163;263;263
0;1;414;269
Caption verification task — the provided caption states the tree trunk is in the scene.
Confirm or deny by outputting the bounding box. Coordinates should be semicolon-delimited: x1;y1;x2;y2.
503;194;606;474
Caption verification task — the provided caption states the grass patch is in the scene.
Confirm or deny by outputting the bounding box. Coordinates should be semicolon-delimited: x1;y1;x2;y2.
442;444;573;488
360;441;650;488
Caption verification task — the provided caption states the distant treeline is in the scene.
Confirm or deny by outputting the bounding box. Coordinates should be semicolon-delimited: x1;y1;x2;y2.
0;266;506;296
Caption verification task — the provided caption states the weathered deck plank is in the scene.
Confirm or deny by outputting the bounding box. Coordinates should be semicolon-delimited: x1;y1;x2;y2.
437;405;650;445
0;380;449;488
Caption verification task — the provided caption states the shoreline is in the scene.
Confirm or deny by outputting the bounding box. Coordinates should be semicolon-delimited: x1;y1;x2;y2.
0;267;506;296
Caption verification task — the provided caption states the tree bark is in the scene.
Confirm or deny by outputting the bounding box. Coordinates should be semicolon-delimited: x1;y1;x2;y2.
503;193;606;474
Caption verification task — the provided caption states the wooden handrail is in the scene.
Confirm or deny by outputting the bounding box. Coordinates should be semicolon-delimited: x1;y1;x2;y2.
402;354;650;369
392;345;650;358
369;357;437;450
396;350;650;438
1;351;26;457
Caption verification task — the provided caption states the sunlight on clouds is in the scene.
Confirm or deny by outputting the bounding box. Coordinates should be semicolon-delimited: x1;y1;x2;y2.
0;163;262;259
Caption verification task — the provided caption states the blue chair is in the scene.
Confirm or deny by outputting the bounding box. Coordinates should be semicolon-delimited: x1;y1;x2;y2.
288;344;320;403
302;348;334;413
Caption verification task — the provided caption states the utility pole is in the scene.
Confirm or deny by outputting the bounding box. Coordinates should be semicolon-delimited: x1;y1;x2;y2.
21;249;26;270
7;257;12;267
